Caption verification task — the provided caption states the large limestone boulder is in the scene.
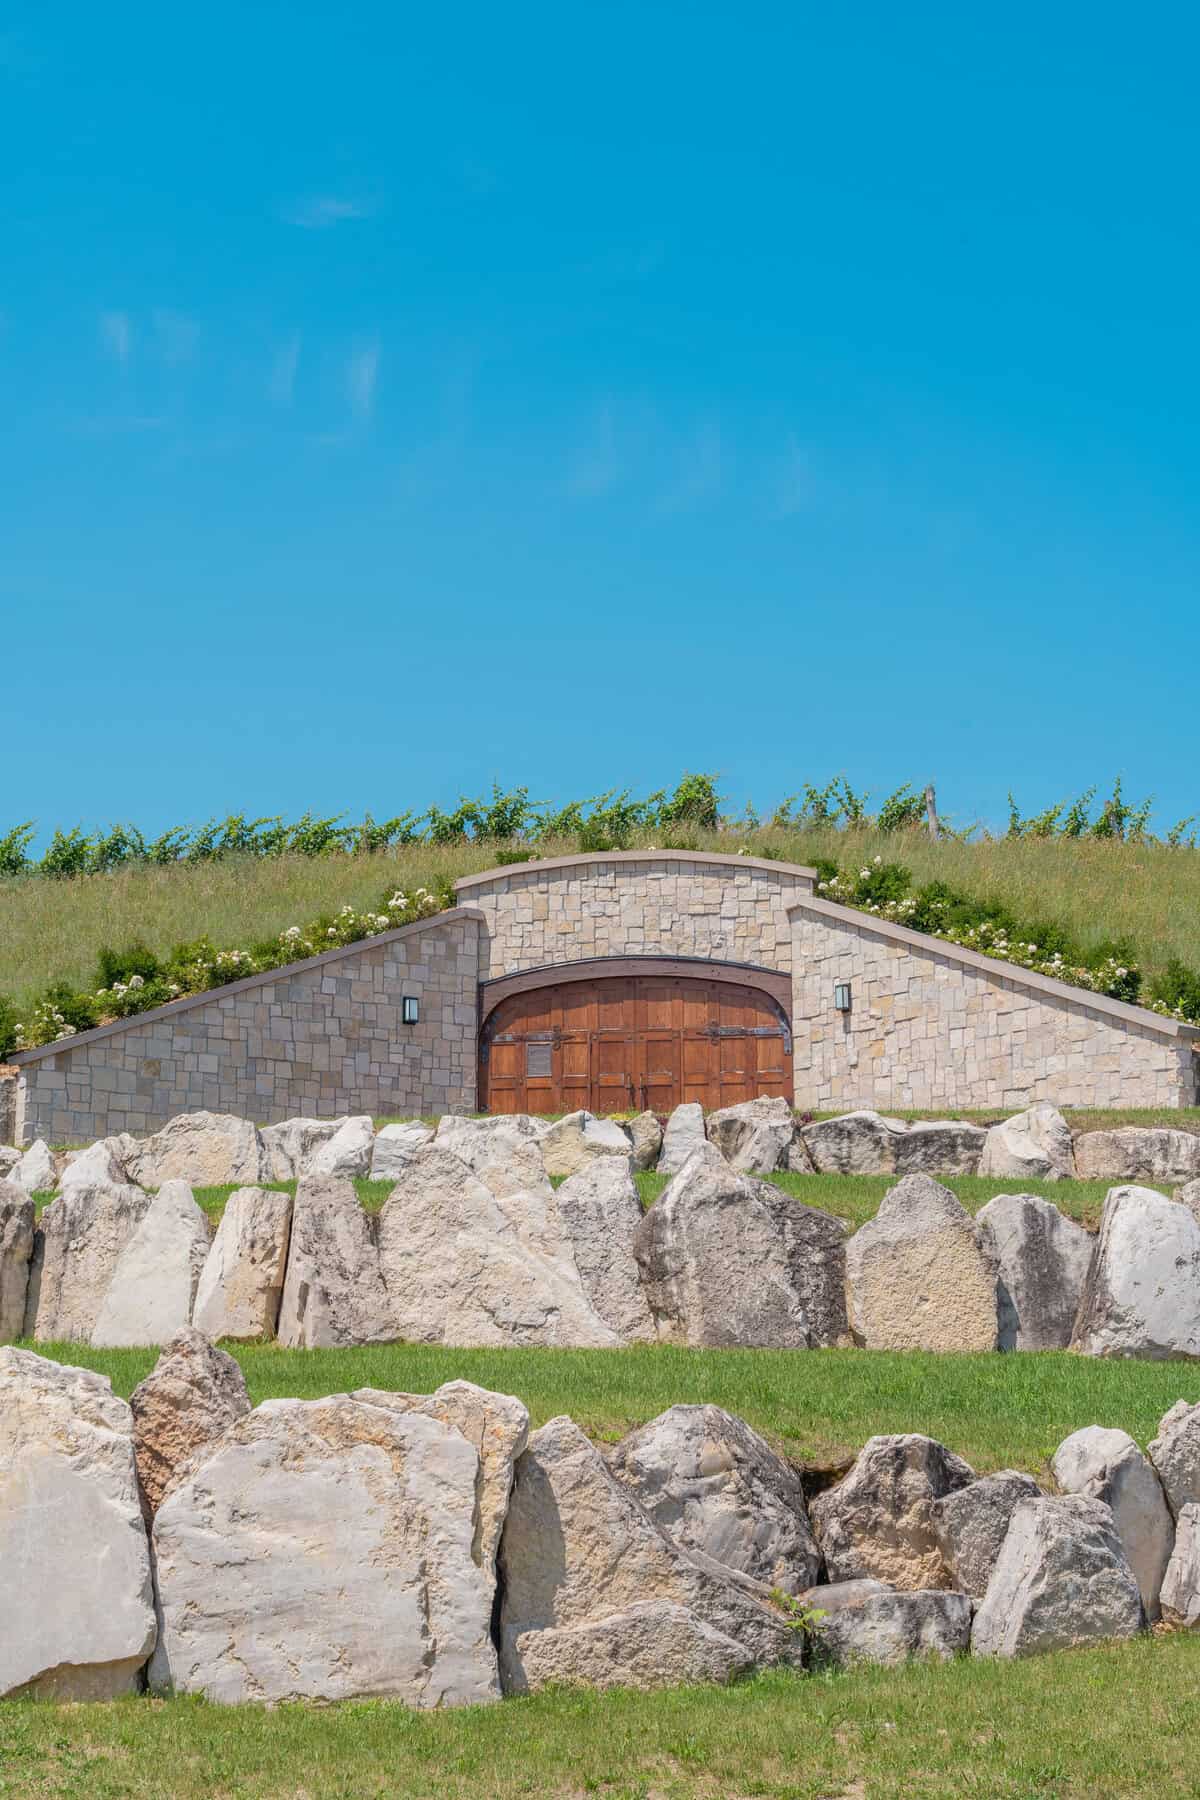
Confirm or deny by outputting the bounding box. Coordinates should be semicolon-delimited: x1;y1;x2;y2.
609;1404;821;1593
369;1120;435;1179
1160;1502;1200;1626
13;1137;56;1194
552;1159;655;1341
130;1328;250;1516
0;1179;34;1340
509;1599;756;1692
60;1135;135;1192
309;1114;375;1178
128;1112;268;1188
971;1495;1144;1656
1074;1128;1200;1185
810;1434;976;1590
432;1115;552;1198
930;1470;1041;1599
91;1181;211;1348
894;1120;987;1177
1052;1426;1173;1620
540;1110;632;1179
260;1116;347;1181
845;1175;998;1353
26;1182;151;1342
276;1175;393;1348
1071;1186;1200;1360
349;1380;529;1576
633;1144;847;1348
0;1349;156;1697
705;1096;797;1174
978;1104;1075;1181
975;1192;1094;1350
150;1394;503;1705
0;1145;20;1179
1149;1400;1200;1519
377;1146;620;1348
497;1416;806;1694
658;1102;707;1175
627;1111;664;1172
192;1186;293;1341
801;1111;907;1175
814;1586;972;1668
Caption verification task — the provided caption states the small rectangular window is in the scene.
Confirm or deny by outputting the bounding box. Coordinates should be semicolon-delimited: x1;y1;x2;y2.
526;1040;553;1078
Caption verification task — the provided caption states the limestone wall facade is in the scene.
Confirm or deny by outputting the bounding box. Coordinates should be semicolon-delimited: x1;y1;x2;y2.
790;899;1198;1111
458;851;814;980
13;913;480;1145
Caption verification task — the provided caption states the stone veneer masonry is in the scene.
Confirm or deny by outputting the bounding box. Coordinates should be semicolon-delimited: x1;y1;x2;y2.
11;911;480;1145
5;854;1197;1143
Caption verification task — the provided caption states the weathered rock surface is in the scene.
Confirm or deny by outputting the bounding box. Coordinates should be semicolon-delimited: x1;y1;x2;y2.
276;1175;392;1348
930;1471;1042;1599
376;1146;619;1348
1160;1502;1200;1626
13;1137;56;1194
61;1136;134;1192
978;1103;1076;1181
894;1120;987;1177
971;1495;1144;1656
811;1434;976;1590
91;1181;211;1348
1075;1128;1200;1185
497;1415;806;1694
260;1116;346;1181
1071;1186;1200;1360
130;1328;250;1516
429;1117;551;1200
609;1404;821;1593
150;1394;502;1705
814;1586;972;1668
1177;1177;1200;1221
540;1110;632;1179
1149;1400;1200;1519
658;1102;707;1175
845;1175;998;1353
128;1112;267;1188
627;1111;664;1172
1052;1426;1173;1619
705;1096;797;1174
975;1192;1094;1350
552;1158;655;1340
0;1145;20;1179
512;1599;757;1692
27;1182;151;1342
369;1120;435;1178
0;1179;34;1340
0;1348;156;1697
192;1186;293;1340
634;1144;848;1348
350;1380;529;1575
309;1114;374;1178
802;1111;908;1175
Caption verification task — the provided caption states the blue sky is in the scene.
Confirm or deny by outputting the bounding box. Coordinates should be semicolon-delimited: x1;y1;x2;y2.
3;3;1198;841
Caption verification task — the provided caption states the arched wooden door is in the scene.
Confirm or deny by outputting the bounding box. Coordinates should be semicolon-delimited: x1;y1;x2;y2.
479;972;792;1115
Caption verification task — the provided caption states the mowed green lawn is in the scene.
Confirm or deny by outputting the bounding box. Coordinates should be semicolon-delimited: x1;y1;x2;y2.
6;1637;1200;1799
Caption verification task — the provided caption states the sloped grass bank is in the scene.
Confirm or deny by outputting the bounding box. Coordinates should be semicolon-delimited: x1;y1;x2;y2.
6;1635;1200;1799
27;1340;1200;1475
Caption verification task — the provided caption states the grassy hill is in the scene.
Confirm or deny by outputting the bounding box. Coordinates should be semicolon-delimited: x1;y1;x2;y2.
2;825;1198;1016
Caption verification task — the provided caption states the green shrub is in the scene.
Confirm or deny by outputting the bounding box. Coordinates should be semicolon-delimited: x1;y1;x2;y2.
95;941;162;989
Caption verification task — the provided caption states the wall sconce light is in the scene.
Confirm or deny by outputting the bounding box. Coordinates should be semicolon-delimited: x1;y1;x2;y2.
833;982;852;1013
401;995;420;1025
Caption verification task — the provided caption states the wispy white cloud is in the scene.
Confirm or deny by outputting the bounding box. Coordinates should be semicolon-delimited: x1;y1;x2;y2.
270;331;302;406
566;403;620;499
657;419;723;513
771;435;815;518
152;309;199;366
346;340;380;421
286;194;375;230
99;310;132;365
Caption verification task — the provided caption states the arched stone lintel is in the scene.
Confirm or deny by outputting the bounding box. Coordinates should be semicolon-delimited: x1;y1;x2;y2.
478;953;792;1029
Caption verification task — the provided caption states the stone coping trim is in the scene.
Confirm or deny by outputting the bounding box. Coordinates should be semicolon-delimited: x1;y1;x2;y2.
789;892;1200;1043
8;907;487;1067
454;849;818;890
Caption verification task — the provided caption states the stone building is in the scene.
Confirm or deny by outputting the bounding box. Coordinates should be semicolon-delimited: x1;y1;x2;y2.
4;850;1197;1144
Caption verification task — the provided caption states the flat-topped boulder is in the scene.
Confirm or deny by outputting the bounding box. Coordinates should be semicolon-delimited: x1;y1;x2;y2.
1074;1127;1200;1185
0;1349;156;1698
540;1110;632;1178
814;1586;972;1668
369;1120;435;1178
894;1120;987;1177
705;1096;797;1173
845;1174;998;1353
978;1103;1075;1181
975;1192;1094;1350
801;1111;908;1175
127;1112;268;1189
1072;1186;1200;1359
811;1434;976;1590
